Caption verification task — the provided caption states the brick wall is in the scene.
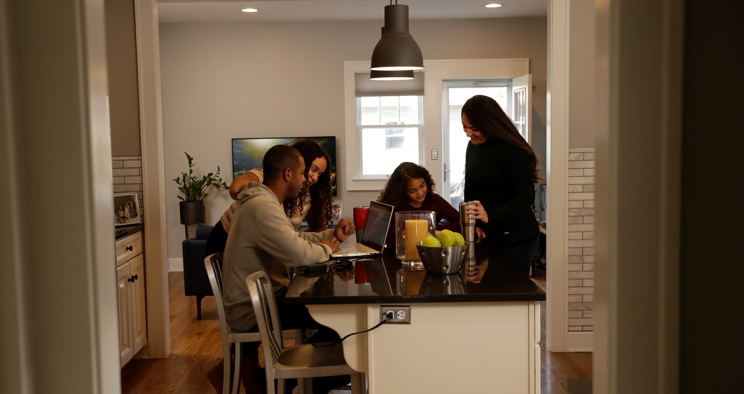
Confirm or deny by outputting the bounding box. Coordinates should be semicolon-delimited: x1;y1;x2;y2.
567;148;594;332
113;156;144;217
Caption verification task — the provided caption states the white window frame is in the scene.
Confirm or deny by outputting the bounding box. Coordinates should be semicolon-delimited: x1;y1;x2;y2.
355;96;424;180
344;59;530;191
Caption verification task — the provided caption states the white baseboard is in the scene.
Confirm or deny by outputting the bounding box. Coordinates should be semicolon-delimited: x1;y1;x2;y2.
169;258;183;272
566;331;594;352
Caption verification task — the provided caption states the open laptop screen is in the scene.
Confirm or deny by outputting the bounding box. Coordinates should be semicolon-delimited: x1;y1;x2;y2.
360;201;394;251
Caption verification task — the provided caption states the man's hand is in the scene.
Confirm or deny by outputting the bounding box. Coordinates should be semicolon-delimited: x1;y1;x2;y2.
319;237;340;251
334;219;355;242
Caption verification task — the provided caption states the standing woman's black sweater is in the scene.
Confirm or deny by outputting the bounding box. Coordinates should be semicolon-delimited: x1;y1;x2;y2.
464;137;539;247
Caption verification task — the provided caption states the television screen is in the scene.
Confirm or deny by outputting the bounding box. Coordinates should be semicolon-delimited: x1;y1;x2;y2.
232;136;337;196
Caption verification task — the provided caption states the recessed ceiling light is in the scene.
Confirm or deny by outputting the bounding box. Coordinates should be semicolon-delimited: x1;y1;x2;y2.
241;8;258;13
485;3;502;8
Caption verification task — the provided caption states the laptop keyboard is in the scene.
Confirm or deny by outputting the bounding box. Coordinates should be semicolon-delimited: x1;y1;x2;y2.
334;242;374;255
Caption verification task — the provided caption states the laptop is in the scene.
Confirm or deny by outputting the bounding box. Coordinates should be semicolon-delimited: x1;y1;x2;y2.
331;201;394;258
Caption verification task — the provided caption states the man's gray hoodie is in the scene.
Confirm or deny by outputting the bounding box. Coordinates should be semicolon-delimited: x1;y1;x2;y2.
221;182;334;331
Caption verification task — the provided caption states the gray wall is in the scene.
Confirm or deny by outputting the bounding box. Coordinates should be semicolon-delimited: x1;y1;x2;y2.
569;0;595;148
159;17;547;260
105;0;141;156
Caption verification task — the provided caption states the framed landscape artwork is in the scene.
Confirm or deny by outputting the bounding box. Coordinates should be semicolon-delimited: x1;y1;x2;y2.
232;136;337;196
114;192;141;227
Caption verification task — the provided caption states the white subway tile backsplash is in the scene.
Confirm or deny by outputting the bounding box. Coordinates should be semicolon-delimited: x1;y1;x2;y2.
568;192;594;200
565;148;595;332
112;160;123;168
113;168;140;177
568;176;594;184
568;224;594;232
123;160;142;168
568;160;594;169
568;240;593;248
114;184;141;193
125;176;143;184
568;217;584;224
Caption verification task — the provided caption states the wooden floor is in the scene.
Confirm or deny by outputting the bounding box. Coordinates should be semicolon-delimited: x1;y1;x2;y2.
122;270;591;394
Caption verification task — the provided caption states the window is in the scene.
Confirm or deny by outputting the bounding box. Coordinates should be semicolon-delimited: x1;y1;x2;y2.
344;59;530;192
358;95;423;177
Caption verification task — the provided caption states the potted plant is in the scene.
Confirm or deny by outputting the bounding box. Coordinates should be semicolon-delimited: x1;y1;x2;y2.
173;152;229;229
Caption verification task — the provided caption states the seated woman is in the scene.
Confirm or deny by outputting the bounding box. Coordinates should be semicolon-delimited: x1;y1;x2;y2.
378;162;460;236
206;139;335;256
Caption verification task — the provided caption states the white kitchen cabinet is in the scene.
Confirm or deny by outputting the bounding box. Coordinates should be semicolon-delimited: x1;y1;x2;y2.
116;231;147;367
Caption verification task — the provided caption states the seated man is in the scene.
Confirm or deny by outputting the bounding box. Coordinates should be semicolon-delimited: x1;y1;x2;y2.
221;144;353;392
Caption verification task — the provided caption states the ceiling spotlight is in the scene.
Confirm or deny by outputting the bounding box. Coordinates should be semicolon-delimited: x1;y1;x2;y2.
241;8;258;13
485;3;502;8
370;2;424;72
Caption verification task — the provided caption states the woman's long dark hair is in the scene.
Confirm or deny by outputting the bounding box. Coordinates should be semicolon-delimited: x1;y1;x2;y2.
461;95;541;182
284;139;334;231
378;162;436;211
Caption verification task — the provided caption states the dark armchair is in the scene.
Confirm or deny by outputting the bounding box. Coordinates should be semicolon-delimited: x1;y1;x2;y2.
182;223;214;320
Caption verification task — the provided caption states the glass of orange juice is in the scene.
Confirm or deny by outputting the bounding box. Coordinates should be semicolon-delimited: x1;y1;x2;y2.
395;211;436;269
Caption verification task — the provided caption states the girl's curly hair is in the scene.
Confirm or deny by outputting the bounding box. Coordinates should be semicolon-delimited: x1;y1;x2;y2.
283;139;334;231
378;162;436;211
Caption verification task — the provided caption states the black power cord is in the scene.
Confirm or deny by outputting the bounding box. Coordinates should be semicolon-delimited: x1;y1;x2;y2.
309;314;392;347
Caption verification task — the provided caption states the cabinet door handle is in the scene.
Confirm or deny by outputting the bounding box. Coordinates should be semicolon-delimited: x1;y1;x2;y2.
133;274;139;281
126;246;133;251
128;276;135;283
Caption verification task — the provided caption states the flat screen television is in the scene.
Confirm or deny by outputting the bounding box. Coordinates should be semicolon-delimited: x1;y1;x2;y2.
232;136;337;196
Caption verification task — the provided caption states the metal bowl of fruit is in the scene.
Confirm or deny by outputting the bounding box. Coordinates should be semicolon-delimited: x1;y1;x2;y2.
416;230;468;274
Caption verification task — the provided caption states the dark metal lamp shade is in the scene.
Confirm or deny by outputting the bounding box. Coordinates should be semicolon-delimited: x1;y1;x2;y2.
370;4;424;71
370;69;415;80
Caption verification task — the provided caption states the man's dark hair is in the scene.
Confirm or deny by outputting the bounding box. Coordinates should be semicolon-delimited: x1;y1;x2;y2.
263;145;302;181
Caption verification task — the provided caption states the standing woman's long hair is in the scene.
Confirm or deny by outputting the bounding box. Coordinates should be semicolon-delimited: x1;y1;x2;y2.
378;162;436;212
285;139;334;231
461;95;541;182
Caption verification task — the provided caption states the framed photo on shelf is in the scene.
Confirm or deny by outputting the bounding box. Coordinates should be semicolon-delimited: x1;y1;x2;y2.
114;192;141;227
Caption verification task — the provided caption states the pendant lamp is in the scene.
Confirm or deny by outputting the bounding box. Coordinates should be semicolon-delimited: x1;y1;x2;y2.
370;1;424;71
370;69;415;80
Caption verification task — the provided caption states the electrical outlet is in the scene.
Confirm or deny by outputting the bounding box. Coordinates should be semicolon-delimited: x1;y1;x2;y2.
380;305;411;324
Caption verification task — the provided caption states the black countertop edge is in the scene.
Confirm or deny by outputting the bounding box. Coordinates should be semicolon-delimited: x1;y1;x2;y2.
115;224;144;241
285;293;546;305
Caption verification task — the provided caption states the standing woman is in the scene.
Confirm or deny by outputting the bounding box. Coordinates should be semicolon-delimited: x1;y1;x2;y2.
461;95;540;276
205;139;336;256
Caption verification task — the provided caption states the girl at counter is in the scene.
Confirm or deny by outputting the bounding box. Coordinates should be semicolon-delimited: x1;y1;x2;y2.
378;162;460;235
205;139;336;255
461;95;541;276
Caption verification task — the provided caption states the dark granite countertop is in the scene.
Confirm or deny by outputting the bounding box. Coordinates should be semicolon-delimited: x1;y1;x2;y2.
285;241;545;305
115;224;143;241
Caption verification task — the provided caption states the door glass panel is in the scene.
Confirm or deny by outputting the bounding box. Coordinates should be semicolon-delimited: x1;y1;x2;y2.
446;87;508;205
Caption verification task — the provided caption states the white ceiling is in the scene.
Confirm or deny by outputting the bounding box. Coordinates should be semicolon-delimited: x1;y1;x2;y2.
157;0;548;24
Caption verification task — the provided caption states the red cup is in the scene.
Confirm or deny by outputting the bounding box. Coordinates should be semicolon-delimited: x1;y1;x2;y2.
353;206;369;228
355;260;370;284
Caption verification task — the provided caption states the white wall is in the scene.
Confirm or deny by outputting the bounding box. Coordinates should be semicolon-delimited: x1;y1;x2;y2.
159;17;547;260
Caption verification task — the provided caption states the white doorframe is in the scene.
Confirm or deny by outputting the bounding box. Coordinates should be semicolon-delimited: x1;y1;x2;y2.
593;0;682;391
546;0;573;352
134;0;171;359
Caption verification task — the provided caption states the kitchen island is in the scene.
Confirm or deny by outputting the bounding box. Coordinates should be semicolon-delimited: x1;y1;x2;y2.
285;241;545;393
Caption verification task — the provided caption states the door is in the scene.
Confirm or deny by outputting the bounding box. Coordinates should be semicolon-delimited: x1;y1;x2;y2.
130;254;147;354
442;76;532;206
117;262;133;366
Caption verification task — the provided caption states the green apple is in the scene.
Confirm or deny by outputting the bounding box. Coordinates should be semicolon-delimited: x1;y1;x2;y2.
422;235;442;247
438;229;456;247
453;232;465;246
